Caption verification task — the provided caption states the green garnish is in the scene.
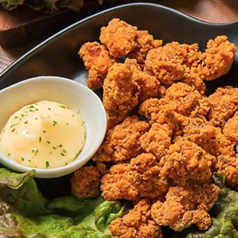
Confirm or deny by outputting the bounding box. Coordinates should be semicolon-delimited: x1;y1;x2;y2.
46;161;50;168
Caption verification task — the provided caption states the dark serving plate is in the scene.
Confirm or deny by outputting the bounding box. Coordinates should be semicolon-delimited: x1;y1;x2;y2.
0;2;238;198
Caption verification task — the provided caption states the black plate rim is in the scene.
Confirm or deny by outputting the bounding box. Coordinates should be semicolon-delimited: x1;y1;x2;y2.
1;2;238;81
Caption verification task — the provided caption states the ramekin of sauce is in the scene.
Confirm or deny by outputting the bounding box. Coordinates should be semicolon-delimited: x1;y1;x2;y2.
0;76;107;178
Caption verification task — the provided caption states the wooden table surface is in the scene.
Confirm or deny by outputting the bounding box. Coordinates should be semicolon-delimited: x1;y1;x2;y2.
1;0;238;73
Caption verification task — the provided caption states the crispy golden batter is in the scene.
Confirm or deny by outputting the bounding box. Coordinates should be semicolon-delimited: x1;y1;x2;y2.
128;30;163;65
100;153;168;201
196;36;236;81
145;36;236;89
163;110;233;157
79;42;116;89
182;72;206;94
71;163;106;198
125;58;161;103
208;87;238;127
100;19;138;58
223;111;238;145
93;116;149;163
151;183;220;231
110;199;162;238
103;63;140;128
216;155;238;189
145;42;186;86
159;138;216;185
140;123;172;160
139;83;208;124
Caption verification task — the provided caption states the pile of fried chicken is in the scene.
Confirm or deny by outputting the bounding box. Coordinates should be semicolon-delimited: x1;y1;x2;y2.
71;18;238;238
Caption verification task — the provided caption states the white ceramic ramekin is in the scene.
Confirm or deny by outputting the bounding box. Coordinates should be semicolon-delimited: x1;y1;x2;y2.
0;76;107;178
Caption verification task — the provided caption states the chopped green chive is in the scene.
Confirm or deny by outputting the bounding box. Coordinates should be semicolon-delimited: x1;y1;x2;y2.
46;161;50;168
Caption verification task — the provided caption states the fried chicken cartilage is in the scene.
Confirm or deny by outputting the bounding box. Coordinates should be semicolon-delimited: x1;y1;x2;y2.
100;18;138;58
110;199;163;238
139;82;207;124
93;116;149;163
100;153;168;201
216;155;238;189
128;30;163;65
71;163;106;198
140;123;173;160
79;42;116;89
223;111;238;145
125;58;161;103
145;42;187;86
103;63;140;129
197;35;236;81
208;86;238;127
163;110;234;157
151;183;220;231
159;138;216;185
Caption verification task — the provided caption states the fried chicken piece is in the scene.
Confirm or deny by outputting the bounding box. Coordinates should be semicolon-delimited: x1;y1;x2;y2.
125;58;160;103
140;123;173;159
182;71;206;94
139;82;208;124
100;153;168;201
128;30;163;65
145;42;186;86
159;138;215;185
164;110;215;141
208;87;238;127
136;30;163;56
165;82;207;115
163;109;234;158
71;163;106;198
79;42;116;89
139;97;168;124
93;116;149;163
151;183;220;231
110;199;162;238
100;19;138;58
103;63;140;128
223;111;238;145
216;154;238;189
197;36;236;81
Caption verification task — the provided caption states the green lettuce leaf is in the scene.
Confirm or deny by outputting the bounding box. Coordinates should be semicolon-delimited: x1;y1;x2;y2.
1;0;24;10
48;195;104;216
0;168;49;216
0;167;130;238
1;0;87;12
0;196;129;237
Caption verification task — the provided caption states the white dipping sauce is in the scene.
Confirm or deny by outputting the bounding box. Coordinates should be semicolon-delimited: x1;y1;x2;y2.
0;101;86;169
